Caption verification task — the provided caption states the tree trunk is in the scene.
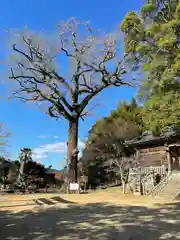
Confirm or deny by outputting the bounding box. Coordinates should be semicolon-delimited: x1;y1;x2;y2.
122;180;126;194
119;167;126;194
67;117;79;182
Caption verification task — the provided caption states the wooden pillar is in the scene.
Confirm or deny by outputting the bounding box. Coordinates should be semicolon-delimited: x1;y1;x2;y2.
166;148;172;172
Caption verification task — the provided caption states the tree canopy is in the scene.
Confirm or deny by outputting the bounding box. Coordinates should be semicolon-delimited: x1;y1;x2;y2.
87;98;143;143
142;90;180;134
81;100;141;186
121;0;180;133
121;0;180;98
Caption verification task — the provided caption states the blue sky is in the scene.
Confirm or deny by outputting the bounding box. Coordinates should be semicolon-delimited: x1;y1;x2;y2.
0;0;144;170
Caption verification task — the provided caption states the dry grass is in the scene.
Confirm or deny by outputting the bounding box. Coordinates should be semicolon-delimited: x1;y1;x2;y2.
0;188;180;239
0;187;174;212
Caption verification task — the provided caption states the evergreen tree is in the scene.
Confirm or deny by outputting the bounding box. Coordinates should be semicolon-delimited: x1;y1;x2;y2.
81;100;141;186
121;0;180;132
121;0;180;97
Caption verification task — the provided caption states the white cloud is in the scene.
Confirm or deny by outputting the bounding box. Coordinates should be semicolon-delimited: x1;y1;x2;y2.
53;136;59;139
32;153;48;160
36;135;49;139
32;142;66;160
79;140;85;149
32;139;85;161
78;140;85;158
36;135;60;140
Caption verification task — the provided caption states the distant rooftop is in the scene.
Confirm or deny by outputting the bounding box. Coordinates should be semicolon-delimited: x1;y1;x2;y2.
126;126;180;148
45;168;61;175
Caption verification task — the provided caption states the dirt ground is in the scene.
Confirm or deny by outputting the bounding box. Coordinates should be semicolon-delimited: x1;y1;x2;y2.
0;188;180;239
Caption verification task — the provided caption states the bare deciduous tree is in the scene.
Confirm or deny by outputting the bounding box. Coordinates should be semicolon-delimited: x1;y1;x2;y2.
106;151;139;194
89;137;139;193
8;18;132;182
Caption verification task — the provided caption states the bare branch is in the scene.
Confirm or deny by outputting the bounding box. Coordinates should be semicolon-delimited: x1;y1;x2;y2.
9;20;130;121
7;20;132;179
0;123;11;155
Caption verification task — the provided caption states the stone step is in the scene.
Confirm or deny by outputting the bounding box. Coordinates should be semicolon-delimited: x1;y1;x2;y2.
148;173;180;200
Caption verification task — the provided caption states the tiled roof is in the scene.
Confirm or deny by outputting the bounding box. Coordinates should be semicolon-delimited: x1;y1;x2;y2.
45;168;61;175
126;127;180;148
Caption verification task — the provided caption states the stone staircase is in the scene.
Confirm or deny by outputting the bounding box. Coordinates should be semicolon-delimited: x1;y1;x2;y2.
147;171;180;201
141;172;154;195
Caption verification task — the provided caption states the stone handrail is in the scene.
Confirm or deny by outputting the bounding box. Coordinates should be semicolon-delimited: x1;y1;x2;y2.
141;172;154;195
129;166;166;175
147;171;172;197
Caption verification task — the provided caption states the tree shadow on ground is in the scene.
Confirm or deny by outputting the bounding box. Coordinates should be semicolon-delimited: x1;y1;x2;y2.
0;203;36;208
0;201;180;240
